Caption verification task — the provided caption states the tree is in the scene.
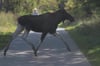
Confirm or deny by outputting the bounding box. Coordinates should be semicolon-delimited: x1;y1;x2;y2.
0;0;3;10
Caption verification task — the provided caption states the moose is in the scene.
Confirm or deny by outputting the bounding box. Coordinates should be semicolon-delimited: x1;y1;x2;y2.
4;9;74;56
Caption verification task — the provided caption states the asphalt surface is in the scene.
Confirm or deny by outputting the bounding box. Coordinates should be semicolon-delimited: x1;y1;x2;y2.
0;28;91;66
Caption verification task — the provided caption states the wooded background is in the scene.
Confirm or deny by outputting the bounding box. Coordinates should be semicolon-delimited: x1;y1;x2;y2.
0;0;100;16
0;1;100;66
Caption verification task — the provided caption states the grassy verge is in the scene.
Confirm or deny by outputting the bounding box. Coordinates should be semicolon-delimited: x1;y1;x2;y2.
0;32;12;50
66;17;100;66
0;12;16;50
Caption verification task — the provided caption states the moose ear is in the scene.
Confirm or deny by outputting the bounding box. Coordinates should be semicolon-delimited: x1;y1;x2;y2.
58;2;65;9
62;20;65;24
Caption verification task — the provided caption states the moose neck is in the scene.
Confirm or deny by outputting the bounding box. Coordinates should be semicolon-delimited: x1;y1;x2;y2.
53;10;65;24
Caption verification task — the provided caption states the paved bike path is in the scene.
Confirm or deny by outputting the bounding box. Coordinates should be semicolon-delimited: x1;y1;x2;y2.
0;28;91;66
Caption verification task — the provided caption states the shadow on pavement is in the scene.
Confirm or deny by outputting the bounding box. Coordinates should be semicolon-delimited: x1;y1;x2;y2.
0;28;91;66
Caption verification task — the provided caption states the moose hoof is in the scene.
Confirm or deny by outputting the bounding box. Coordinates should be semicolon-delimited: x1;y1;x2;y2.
34;51;38;56
4;51;7;56
4;49;8;56
67;48;71;51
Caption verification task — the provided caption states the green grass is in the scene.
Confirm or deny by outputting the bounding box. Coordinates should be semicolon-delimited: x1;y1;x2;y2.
0;11;100;66
66;16;100;66
69;30;100;66
0;32;12;50
0;12;16;50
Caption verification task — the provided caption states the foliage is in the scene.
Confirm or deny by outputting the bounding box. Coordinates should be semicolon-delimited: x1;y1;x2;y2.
66;16;100;66
0;12;16;27
0;1;100;66
0;12;16;49
0;0;100;16
0;32;12;50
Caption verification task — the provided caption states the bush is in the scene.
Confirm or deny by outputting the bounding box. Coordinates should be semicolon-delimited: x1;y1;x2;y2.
0;12;16;33
76;16;100;35
0;12;16;49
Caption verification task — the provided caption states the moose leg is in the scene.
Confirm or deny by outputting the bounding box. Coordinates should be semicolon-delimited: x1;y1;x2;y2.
22;29;29;39
12;24;24;39
4;24;24;56
53;32;71;51
4;37;13;56
34;33;47;56
21;29;36;52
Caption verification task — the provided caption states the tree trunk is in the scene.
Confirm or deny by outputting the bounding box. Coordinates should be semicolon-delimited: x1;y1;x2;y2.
0;0;3;10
